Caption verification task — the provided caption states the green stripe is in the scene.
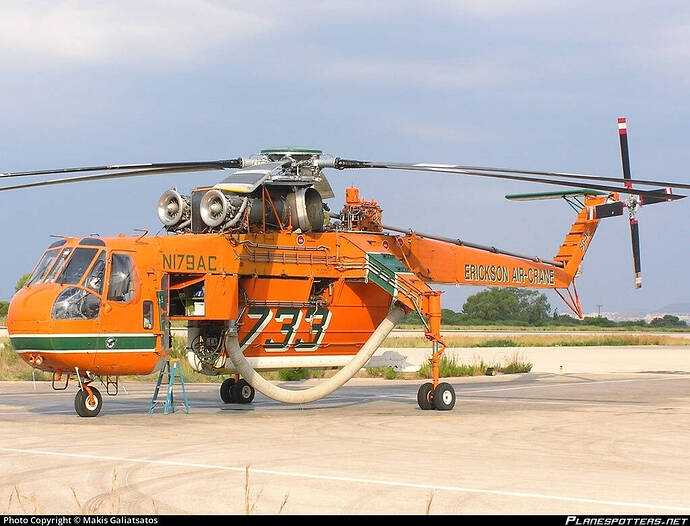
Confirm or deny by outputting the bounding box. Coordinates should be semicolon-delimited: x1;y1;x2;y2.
505;189;606;201
10;335;156;351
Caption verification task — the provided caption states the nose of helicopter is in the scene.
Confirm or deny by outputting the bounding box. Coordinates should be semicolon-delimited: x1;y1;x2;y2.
7;284;59;333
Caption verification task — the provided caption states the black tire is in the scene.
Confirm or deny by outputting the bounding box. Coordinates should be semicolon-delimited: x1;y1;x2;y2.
232;379;255;404
74;387;103;417
417;382;434;410
433;382;455;411
220;378;236;403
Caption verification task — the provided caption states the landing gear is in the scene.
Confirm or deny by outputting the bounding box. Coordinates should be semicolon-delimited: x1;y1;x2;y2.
220;378;235;403
432;382;455;411
416;382;455;411
417;382;434;410
232;379;255;404
74;386;102;417
219;377;255;404
416;334;456;411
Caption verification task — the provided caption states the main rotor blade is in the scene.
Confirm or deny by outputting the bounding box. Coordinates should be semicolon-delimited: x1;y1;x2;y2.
0;165;226;192
330;159;690;191
338;161;686;201
0;159;242;179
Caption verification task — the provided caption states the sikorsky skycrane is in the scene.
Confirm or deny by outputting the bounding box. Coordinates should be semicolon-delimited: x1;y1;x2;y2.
2;118;687;417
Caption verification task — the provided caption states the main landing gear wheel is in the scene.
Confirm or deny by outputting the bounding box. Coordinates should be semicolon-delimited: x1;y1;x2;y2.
432;382;456;411
232;379;255;404
417;382;434;410
220;378;236;403
417;382;456;411
74;387;102;417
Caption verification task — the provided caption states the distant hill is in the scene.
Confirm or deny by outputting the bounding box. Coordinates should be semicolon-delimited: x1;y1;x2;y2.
583;310;690;324
652;303;690;315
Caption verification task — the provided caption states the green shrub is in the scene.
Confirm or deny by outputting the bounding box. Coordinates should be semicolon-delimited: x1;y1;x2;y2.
278;368;312;381
470;338;516;347
418;356;491;378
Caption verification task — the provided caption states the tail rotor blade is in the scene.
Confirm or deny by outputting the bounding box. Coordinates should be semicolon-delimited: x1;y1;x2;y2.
629;219;642;289
618;118;633;187
619;117;642;289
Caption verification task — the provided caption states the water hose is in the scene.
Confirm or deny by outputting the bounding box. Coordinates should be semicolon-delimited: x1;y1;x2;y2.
225;305;405;404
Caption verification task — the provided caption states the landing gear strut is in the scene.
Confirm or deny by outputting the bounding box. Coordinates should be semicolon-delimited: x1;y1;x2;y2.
416;339;456;411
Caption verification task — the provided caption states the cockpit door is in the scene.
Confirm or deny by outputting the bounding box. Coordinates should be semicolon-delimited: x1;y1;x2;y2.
158;274;171;351
96;252;158;374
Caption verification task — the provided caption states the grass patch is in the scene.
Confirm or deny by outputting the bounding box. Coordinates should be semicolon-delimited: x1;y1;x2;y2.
366;367;399;380
278;368;310;381
471;338;516;347
383;333;690;348
418;356;492;378
418;352;532;378
500;351;533;374
0;338;51;381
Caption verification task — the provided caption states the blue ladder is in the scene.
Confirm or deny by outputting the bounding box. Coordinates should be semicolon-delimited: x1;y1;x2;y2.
149;359;190;414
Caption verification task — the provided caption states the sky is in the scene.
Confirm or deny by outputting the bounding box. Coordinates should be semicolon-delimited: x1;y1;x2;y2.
1;1;689;314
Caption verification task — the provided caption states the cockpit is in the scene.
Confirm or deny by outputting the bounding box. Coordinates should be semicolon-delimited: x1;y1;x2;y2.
22;237;135;320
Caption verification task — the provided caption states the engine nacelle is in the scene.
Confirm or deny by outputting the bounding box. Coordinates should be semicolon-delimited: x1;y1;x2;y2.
157;189;191;230
192;186;325;233
200;189;248;228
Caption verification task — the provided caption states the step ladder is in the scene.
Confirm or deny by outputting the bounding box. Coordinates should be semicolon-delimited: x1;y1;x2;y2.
149;359;190;414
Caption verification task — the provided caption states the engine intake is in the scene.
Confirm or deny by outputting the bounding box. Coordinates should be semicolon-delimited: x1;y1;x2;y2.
157;189;191;230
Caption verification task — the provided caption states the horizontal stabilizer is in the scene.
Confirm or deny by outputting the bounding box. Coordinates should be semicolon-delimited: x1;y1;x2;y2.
505;189;608;201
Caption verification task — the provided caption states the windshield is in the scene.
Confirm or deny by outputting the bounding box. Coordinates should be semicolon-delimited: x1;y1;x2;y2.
44;248;72;283
57;248;98;285
84;251;106;294
25;249;59;287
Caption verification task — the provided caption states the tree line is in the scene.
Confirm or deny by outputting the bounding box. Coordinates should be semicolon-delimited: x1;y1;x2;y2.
402;287;688;328
1;278;686;329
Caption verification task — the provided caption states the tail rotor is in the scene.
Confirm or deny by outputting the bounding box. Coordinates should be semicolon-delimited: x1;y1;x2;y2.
618;117;642;288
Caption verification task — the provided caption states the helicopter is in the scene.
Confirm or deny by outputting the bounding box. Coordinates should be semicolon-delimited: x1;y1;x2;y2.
2;118;687;417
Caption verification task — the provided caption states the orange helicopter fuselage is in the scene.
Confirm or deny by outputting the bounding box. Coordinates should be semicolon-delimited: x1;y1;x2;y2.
7;189;607;378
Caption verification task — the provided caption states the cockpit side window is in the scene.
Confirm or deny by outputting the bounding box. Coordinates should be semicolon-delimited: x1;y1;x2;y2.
107;253;134;303
44;248;72;283
57;248;98;285
25;249;59;287
52;287;100;320
83;251;106;295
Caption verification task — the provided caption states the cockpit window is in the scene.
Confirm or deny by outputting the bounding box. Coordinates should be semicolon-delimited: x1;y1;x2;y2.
57;248;98;285
26;249;59;287
44;248;72;283
52;287;100;320
79;237;105;247
107;253;134;303
83;251;106;294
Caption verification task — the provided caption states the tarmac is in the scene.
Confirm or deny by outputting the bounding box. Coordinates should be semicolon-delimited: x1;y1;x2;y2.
0;344;689;515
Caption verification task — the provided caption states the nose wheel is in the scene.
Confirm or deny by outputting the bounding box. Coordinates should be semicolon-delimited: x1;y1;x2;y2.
74;386;103;417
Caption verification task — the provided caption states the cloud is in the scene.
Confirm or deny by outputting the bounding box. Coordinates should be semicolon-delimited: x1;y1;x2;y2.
0;1;277;67
319;58;515;89
394;121;478;143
